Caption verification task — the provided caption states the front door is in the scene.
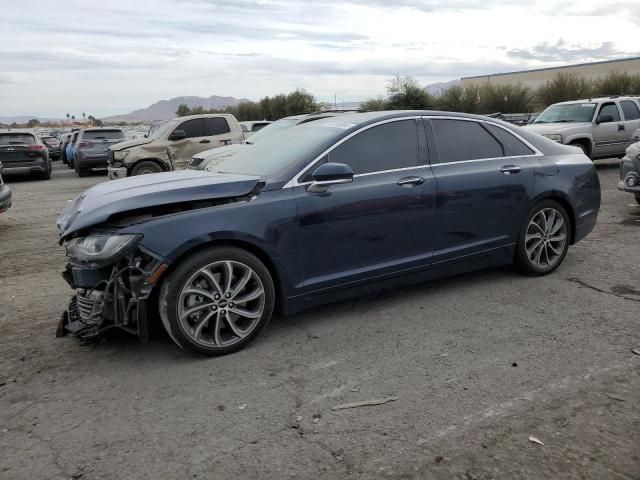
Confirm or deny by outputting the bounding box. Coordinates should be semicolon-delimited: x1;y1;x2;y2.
426;118;537;266
167;118;210;170
593;102;626;157
295;119;436;293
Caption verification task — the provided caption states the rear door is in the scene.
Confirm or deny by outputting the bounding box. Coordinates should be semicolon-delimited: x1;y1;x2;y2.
426;118;537;266
204;117;238;149
619;100;640;148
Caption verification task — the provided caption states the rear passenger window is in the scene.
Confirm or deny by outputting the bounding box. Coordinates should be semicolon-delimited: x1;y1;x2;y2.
620;101;640;120
483;124;535;156
327;120;418;175
206;117;231;135
431;119;503;163
177;119;207;138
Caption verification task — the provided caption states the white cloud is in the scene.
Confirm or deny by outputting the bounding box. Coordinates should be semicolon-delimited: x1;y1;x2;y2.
1;0;638;116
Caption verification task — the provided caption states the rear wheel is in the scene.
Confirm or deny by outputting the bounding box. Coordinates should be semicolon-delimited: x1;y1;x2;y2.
159;247;275;356
515;200;570;276
40;165;51;180
131;161;162;176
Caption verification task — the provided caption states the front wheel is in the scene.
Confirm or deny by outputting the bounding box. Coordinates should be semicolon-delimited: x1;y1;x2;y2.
131;161;162;176
515;200;570;276
159;246;275;356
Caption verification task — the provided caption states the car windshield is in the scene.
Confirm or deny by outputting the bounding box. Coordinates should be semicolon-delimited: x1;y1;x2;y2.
149;121;174;139
533;103;596;124
0;133;35;145
204;123;345;177
244;119;297;144
82;130;124;140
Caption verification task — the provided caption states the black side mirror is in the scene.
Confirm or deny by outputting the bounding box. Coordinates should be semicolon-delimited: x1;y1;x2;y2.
596;114;614;124
169;129;186;141
307;162;353;193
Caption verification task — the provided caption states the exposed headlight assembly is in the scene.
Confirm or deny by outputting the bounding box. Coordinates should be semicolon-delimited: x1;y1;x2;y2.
113;150;129;161
66;234;142;266
542;134;562;143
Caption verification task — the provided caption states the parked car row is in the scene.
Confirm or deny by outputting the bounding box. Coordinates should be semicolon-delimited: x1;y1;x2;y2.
57;110;601;356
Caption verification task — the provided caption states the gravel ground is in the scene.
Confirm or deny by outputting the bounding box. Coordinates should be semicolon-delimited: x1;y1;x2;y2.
0;162;639;480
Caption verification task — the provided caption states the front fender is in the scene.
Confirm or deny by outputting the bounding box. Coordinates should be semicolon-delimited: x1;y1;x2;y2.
563;133;593;147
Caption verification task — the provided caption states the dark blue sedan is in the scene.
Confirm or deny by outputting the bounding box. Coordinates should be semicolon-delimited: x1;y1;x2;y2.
57;111;600;355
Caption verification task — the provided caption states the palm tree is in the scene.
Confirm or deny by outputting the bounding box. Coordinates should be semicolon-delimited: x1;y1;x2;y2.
66;113;70;124
71;115;75;124
82;112;86;125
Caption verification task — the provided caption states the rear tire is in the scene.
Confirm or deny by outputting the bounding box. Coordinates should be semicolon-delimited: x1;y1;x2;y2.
515;200;570;276
40;164;51;180
131;161;162;176
159;246;275;356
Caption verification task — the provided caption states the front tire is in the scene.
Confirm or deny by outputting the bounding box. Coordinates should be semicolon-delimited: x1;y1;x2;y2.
515;200;570;276
159;246;275;356
131;161;162;176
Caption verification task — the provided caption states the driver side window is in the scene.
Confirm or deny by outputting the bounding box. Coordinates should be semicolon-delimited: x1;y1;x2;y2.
175;118;207;139
598;103;621;122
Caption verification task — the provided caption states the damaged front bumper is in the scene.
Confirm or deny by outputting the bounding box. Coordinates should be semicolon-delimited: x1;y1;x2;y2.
57;253;166;342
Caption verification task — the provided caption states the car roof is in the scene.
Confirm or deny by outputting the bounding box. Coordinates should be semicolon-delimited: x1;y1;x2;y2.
170;113;237;122
0;130;36;135
306;110;511;128
555;96;640;105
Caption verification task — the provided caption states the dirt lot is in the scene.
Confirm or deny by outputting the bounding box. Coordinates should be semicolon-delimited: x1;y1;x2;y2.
1;162;639;480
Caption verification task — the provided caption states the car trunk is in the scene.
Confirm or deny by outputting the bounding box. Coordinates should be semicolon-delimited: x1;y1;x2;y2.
0;134;43;164
77;131;125;158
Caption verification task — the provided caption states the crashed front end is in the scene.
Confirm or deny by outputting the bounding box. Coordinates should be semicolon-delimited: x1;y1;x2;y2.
58;232;166;342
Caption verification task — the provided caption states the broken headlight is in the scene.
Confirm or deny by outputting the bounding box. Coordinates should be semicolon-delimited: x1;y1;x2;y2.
66;234;142;267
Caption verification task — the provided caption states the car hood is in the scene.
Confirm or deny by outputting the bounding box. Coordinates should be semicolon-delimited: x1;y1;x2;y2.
57;170;262;239
524;122;592;135
197;143;247;161
109;137;155;151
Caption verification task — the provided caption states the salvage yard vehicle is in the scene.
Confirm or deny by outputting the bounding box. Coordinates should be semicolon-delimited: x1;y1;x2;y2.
0;131;52;179
525;96;640;159
40;136;62;160
57;111;601;356
107;114;243;179
66;131;80;169
618;140;640;204
0;162;12;213
74;128;125;177
239;120;271;137
189;110;363;170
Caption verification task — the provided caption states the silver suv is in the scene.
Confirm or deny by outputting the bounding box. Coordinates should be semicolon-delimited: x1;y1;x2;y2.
525;96;640;159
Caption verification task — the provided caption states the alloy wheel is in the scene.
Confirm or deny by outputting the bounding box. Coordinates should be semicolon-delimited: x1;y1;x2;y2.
177;261;266;347
524;208;567;270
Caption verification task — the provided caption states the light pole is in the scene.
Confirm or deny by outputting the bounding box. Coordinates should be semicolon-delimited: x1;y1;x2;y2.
334;90;348;110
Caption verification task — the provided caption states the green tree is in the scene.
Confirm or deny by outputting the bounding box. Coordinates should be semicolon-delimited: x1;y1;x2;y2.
386;75;434;110
176;104;191;117
595;71;640;96
284;89;317;116
360;96;386;111
537;73;593;107
26;118;40;128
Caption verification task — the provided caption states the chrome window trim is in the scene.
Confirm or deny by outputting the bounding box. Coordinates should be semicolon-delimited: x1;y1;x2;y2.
283;115;543;188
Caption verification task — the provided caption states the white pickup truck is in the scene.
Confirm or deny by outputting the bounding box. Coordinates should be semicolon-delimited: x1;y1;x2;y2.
524;96;640;159
107;114;244;179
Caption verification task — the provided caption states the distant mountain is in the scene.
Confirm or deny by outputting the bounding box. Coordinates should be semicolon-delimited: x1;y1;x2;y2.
424;80;460;96
103;95;251;123
0;116;63;124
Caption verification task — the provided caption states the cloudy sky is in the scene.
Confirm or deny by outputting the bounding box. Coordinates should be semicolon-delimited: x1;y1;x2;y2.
1;0;639;117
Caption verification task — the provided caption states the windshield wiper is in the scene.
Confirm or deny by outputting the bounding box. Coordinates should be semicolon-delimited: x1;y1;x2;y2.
245;141;253;145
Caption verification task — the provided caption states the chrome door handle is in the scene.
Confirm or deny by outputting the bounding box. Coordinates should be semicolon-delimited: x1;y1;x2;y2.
618;124;625;131
397;176;424;186
500;165;521;174
199;139;211;144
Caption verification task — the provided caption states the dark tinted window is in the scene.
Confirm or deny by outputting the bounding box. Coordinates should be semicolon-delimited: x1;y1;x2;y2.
598;103;620;122
483;124;534;156
620;100;640;120
177;118;207;138
431;119;503;163
82;130;124;140
206;117;231;135
327;120;418;175
0;133;35;145
253;122;270;131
